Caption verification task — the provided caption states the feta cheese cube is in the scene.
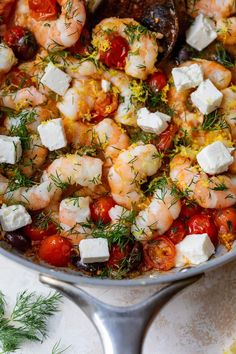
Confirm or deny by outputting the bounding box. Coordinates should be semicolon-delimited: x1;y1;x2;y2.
175;233;215;267
108;205;130;223
186;14;217;51
196;141;234;175
137;107;171;134
0;204;32;232
0;135;22;164
79;238;110;263
191;79;223;115
0;44;17;74
38;118;67;151
172;64;203;92
59;197;91;228
40;63;71;96
101;79;111;93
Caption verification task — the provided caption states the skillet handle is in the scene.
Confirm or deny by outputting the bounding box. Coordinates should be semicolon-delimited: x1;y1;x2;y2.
39;274;202;354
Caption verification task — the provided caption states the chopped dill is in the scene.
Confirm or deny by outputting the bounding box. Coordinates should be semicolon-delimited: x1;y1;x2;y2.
49;172;71;190
130;129;156;144
210;182;228;191
8;109;36;150
202;109;228;131
7;168;34;192
124;23;154;44
214;43;234;69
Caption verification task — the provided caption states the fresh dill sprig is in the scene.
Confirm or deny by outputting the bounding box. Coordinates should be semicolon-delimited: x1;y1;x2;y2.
51;339;71;354
0;292;5;318
214;43;234;69
8;109;36;150
148;91;174;116
124;23;154;44
7;168;34;192
0;291;62;353
130;129;156;144
202;109;228;131
50;172;71;190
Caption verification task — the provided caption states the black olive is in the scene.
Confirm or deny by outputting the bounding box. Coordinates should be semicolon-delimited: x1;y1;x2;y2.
71;253;104;275
5;231;31;252
126;242;143;271
15;30;38;61
175;45;192;64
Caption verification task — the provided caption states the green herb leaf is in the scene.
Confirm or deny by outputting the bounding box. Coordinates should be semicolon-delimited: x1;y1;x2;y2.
202;109;228;131
51;339;71;354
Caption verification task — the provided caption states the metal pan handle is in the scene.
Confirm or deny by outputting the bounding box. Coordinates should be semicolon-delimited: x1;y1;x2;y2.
40;274;202;354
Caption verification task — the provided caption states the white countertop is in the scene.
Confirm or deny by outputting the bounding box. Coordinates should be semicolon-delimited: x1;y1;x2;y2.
1;255;236;354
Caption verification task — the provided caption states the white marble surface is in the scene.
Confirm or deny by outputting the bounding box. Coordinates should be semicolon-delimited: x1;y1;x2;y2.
1;255;236;354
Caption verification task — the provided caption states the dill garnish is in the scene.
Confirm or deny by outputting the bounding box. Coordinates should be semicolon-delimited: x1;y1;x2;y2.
0;291;62;353
8;109;36;150
214;43;234;69
124;23;154;44
202;109;228;131
51;340;71;354
8;168;34;192
49;172;71;190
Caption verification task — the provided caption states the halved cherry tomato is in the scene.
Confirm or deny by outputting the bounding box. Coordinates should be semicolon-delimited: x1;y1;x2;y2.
155;123;178;151
165;219;187;245
23;222;57;241
179;200;202;221
214;207;236;235
93;92;118;118
28;0;57;21
147;71;167;93
143;236;176;271
5;68;33;89
107;244;130;268
187;213;218;246
90;196;116;224
69;28;91;56
39;235;72;267
100;35;130;68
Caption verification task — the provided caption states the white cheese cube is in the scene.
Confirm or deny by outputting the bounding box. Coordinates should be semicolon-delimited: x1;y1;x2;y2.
59;197;91;228
101;79;111;93
196;141;234;175
79;238;110;263
38;118;67;151
175;233;215;267
137;107;171;134
40;63;71;96
0;135;22;164
186;14;217;51
172;64;203;92
108;205;130;222
0;44;17;74
0;204;32;232
191;79;223;115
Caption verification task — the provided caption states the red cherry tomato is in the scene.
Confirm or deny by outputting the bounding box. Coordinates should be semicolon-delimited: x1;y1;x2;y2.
147;71;168;93
93;92;118;118
100;35;130;68
28;0;57;21
39;235;72;267
179;201;202;221
187;214;218;246
90;196;116;224
5;68;33;89
23;222;57;241
143;236;176;271
155;123;178;151
107;244;130;268
0;0;16;23
69;28;91;56
165;220;187;245
214;207;236;234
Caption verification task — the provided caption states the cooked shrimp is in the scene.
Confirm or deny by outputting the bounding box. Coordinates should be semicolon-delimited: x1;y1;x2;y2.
44;154;103;188
170;154;236;209
0;44;17;75
93;18;160;80
15;0;86;50
131;185;181;241
221;87;236;139
93;118;130;166
59;196;91;228
217;17;236;45
65;59;102;80
108;144;162;209
1;86;47;110
187;0;236;20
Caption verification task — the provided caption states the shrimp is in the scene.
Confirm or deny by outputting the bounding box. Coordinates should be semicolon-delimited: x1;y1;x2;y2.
15;0;86;50
93;18;160;80
170;154;236;209
59;196;91;228
187;0;236;20
1;87;47;110
65;59;102;80
0;44;17;75
221;87;236;140
216;17;236;45
131;185;181;241
108;144;162;209
44;154;103;188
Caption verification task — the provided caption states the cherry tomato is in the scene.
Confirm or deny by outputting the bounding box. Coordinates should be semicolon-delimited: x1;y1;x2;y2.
5;68;33;89
23;222;57;241
100;35;130;68
39;235;72;267
214;207;236;235
90;196;116;224
93;92;118;118
165;220;187;245
147;71;168;93
107;244;130;268
155;123;178;151
0;0;16;23
179;200;202;221
143;236;176;271
187;213;218;246
69;28;91;56
4;26;38;60
28;0;57;21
